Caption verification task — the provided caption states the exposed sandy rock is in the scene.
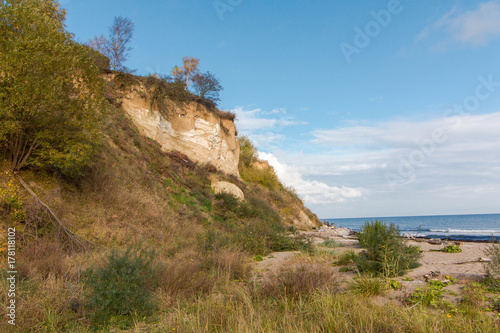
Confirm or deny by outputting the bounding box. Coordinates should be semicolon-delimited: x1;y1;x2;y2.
211;179;244;200
120;88;240;177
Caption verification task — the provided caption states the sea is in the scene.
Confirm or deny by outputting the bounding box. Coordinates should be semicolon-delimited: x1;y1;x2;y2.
325;213;500;242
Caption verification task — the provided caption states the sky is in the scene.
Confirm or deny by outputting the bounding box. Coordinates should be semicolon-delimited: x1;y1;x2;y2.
61;0;500;219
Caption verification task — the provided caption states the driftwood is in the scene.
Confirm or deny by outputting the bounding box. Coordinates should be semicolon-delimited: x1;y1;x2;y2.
434;258;492;265
453;258;492;265
16;174;97;252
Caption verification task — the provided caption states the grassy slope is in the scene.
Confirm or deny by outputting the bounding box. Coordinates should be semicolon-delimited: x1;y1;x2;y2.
0;74;498;332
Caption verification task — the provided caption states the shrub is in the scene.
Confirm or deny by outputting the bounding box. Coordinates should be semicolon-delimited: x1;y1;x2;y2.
143;75;193;113
205;248;251;281
407;282;445;308
238;136;257;168
85;46;110;72
441;244;462;253
83;246;157;328
156;251;215;301
356;220;421;277
388;279;402;290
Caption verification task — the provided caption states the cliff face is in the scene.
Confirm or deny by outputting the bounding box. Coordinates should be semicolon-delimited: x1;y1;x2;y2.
116;81;240;177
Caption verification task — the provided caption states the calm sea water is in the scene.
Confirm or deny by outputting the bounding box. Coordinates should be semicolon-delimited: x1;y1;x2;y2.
325;214;500;241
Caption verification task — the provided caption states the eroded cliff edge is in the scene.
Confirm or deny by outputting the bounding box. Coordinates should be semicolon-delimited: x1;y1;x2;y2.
106;73;240;177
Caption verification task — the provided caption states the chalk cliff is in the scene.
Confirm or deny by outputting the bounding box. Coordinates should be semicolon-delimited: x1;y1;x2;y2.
110;75;240;177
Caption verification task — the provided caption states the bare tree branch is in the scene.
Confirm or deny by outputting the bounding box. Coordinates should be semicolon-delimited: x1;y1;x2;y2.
16;174;98;252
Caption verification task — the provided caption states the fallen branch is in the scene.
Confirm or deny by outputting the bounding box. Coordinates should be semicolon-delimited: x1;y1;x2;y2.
435;258;492;265
453;258;492;265
16;173;98;252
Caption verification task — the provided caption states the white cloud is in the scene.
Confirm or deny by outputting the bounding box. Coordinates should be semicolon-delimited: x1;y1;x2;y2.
232;107;307;132
450;1;500;45
312;112;500;149
258;152;364;205
416;1;500;49
312;112;500;192
414;7;457;43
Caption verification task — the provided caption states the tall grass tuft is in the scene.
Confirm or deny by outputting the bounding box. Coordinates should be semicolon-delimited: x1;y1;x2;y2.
356;220;421;277
349;275;387;296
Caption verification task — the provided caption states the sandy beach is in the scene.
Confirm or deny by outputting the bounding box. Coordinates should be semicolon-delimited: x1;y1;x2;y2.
253;227;495;288
302;226;493;280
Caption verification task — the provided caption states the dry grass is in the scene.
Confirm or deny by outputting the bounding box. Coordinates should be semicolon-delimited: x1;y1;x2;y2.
155;248;251;305
149;280;500;333
213;109;236;121
0;271;85;333
260;261;340;299
17;239;66;280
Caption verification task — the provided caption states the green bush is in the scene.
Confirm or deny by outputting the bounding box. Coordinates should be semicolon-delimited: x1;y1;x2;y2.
407;284;445;308
441;244;462;253
238;136;257;168
388;279;402;290
83;246;157;328
406;279;455;309
356;220;421;277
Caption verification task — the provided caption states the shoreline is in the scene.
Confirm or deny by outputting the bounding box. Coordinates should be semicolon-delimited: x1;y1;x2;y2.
317;223;499;244
411;235;498;243
304;225;494;283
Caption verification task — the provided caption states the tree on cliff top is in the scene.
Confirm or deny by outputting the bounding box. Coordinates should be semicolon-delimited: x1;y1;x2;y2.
171;56;200;89
87;16;135;71
108;16;134;71
0;0;105;176
192;71;223;102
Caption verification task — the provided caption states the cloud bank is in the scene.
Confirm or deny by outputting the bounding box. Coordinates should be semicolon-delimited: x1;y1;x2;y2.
258;152;364;204
416;1;500;49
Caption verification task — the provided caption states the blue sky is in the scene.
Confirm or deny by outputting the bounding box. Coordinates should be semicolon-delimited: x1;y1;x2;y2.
62;0;500;218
